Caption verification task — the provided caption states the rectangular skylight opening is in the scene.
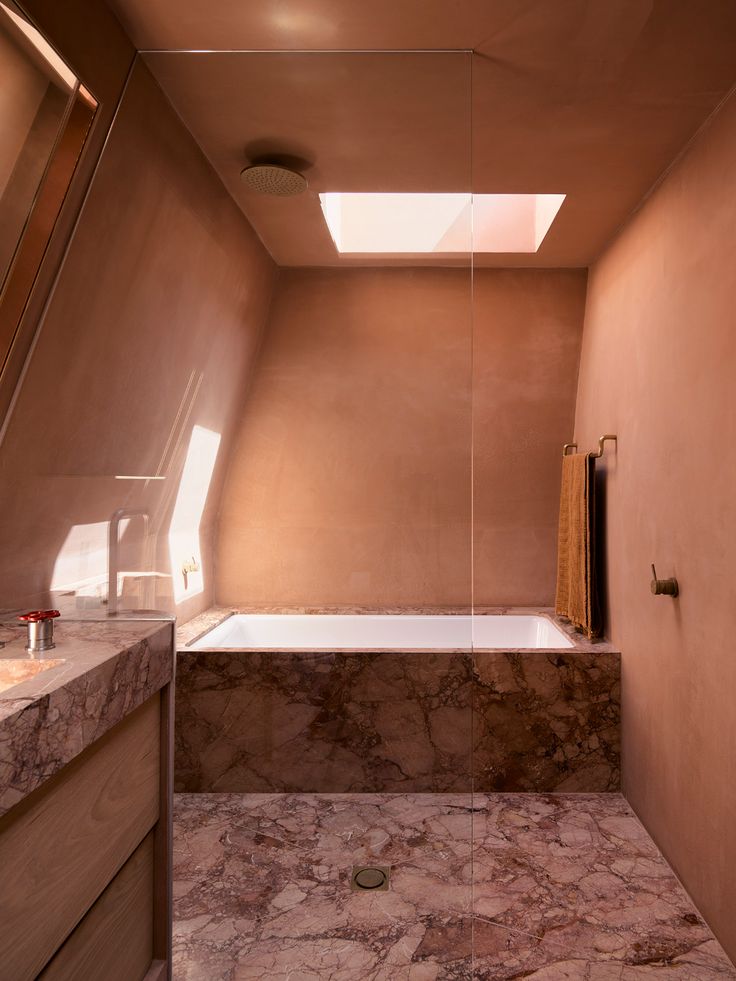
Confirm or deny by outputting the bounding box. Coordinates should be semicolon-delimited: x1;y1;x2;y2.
319;192;565;254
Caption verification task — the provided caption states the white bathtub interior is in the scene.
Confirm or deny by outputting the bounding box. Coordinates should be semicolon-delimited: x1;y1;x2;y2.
188;613;574;650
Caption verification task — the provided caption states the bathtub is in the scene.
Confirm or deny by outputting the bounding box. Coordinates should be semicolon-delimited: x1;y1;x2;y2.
176;607;619;796
187;612;574;650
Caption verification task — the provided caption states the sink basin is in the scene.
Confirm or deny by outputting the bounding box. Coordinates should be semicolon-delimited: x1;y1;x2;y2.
0;659;65;695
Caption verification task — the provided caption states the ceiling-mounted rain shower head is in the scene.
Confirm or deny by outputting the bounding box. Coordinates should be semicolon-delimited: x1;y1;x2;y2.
240;162;308;196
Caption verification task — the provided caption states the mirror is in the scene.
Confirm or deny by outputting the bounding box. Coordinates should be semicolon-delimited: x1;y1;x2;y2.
0;1;97;390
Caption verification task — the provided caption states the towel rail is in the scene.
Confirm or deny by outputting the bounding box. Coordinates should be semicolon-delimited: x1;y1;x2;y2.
562;434;617;458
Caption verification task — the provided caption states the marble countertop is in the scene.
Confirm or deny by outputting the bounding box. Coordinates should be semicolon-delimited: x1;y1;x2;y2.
0;614;174;816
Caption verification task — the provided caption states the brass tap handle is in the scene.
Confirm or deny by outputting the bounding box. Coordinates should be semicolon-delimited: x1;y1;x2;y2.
651;564;679;597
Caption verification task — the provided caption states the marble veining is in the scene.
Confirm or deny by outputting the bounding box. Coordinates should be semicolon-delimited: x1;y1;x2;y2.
0;617;174;815
174;647;619;794
473;651;620;791
172;792;736;980
175;650;474;794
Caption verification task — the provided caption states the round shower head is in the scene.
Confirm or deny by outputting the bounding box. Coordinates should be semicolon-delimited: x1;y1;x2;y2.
240;163;308;196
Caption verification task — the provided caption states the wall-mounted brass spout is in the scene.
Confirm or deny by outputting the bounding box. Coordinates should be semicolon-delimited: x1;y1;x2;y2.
651;564;679;597
182;556;200;590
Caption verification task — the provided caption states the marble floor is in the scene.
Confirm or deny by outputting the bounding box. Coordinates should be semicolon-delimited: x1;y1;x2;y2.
173;792;736;980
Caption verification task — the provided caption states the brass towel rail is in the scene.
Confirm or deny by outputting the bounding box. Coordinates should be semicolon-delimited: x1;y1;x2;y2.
563;434;617;458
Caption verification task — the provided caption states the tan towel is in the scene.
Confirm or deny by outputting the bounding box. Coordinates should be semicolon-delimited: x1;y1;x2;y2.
555;452;600;638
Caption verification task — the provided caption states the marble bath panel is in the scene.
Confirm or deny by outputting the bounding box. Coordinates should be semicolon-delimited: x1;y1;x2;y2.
175;646;619;794
473;651;621;792
174;650;473;794
172;792;736;980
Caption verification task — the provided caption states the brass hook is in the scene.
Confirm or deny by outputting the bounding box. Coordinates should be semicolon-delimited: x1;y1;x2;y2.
591;434;617;458
562;435;617;457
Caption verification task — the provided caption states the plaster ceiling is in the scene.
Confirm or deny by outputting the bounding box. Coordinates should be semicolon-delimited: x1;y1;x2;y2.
109;0;736;268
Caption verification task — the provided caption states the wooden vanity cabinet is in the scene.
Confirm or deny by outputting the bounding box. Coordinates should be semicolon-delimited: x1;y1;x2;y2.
0;685;173;981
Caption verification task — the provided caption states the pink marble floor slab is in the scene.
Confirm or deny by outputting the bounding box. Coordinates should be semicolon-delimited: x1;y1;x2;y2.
172;792;735;980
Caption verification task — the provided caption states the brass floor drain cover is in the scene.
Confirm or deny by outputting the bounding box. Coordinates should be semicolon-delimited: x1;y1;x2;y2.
350;865;390;891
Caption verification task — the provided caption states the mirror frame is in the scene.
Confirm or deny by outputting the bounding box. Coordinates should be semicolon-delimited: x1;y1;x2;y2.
0;1;98;429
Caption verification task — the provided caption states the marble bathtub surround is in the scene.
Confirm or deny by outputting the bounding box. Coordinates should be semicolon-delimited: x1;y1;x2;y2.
178;605;473;650
175;649;474;794
0;615;174;814
177;605;612;653
473;650;620;792
172;792;736;980
175;608;620;794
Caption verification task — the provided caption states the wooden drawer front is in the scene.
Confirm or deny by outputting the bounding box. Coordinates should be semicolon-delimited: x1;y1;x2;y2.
39;832;155;981
0;695;160;981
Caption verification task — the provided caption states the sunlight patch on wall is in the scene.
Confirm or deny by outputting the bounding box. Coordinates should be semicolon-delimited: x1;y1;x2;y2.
319;192;565;254
169;425;221;603
51;519;128;598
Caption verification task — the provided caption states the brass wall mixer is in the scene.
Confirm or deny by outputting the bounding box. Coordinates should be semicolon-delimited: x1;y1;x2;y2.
651;564;679;597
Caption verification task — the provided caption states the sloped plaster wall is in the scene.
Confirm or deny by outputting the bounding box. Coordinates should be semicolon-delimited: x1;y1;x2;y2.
574;89;736;959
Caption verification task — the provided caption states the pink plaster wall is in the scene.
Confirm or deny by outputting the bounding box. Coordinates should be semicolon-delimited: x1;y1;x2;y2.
574;90;736;959
216;267;473;609
0;60;277;618
473;269;586;605
216;267;585;608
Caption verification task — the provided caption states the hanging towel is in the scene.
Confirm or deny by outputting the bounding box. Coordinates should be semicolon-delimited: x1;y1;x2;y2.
555;452;600;638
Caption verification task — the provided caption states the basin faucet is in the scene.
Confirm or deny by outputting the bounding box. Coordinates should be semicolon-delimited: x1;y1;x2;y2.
18;609;60;652
108;508;150;616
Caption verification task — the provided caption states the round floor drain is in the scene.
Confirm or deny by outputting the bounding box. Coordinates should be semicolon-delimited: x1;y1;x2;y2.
351;866;389;891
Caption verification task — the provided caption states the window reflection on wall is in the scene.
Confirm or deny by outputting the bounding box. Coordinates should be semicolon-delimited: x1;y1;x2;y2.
50;520;112;603
168;425;221;603
50;518;132;608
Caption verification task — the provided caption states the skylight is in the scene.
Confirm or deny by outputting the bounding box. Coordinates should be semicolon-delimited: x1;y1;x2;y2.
319;193;565;254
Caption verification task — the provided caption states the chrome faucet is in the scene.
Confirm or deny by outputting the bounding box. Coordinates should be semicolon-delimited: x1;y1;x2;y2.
18;609;60;652
108;508;150;615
